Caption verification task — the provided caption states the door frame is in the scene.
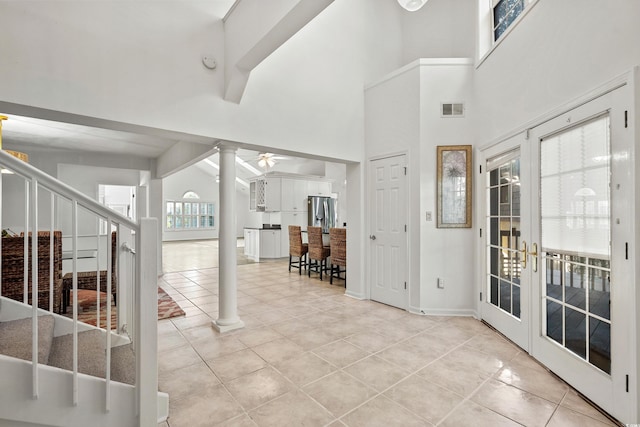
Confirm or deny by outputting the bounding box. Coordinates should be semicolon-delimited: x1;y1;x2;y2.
475;70;638;423
477;135;531;352
366;151;410;309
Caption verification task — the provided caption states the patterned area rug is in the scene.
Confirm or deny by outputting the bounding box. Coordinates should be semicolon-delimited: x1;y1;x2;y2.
63;287;184;328
158;287;186;320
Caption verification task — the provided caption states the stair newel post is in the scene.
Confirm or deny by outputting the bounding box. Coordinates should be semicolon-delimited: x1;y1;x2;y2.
72;199;78;406
137;218;158;426
30;178;39;398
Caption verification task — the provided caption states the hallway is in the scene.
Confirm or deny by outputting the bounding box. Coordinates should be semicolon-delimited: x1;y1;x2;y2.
156;244;617;426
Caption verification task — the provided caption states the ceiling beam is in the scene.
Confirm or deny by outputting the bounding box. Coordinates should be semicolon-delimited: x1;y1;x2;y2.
223;0;334;103
155;141;218;178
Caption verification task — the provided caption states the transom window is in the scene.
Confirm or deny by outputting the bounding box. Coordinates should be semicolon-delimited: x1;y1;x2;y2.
166;201;215;230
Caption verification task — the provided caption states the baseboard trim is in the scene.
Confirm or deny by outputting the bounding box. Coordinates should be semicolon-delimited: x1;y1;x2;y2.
344;290;366;300
410;307;477;317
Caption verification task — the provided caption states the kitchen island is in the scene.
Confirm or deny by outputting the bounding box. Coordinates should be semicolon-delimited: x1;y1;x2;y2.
243;226;282;262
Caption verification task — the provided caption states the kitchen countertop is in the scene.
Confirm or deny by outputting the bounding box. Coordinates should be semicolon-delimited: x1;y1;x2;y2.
244;226;281;230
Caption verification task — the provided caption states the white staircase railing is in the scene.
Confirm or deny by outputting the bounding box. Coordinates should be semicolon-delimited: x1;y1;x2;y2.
0;149;159;426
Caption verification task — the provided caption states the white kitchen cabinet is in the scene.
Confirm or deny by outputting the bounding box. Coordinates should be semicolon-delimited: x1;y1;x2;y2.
243;228;260;262
260;229;281;258
307;180;332;197
281;178;308;212
249;181;257;210
252;177;282;212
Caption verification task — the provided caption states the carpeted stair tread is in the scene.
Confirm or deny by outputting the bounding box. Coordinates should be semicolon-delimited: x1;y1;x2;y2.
49;330;107;378
48;330;135;385
0;315;55;363
111;343;135;385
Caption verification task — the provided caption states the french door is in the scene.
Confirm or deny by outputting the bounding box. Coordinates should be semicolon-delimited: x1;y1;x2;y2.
482;87;634;422
481;136;531;351
528;89;633;421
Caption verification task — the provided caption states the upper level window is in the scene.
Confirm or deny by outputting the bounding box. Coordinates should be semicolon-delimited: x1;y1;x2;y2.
477;0;538;64
493;0;525;41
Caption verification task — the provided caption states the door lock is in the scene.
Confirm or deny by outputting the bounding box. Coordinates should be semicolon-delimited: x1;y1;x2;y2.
369;235;377;240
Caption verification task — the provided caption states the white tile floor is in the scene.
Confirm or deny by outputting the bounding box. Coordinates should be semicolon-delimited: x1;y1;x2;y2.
157;240;620;427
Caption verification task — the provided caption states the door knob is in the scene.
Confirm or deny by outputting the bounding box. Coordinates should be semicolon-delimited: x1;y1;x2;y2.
369;235;376;240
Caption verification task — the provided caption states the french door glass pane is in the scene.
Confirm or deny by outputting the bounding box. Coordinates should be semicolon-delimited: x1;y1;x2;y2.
540;115;611;374
487;152;521;319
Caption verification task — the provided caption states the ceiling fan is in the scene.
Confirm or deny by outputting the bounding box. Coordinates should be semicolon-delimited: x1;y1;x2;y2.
257;152;286;169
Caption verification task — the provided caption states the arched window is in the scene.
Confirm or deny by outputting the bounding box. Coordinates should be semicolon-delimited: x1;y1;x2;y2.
182;191;200;199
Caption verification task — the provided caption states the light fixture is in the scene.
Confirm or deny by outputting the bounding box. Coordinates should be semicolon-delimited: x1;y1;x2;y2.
397;0;427;12
257;152;286;169
0;115;29;174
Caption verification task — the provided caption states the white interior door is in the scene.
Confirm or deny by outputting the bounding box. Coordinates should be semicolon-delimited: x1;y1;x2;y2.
369;155;407;309
480;136;531;351
528;88;634;422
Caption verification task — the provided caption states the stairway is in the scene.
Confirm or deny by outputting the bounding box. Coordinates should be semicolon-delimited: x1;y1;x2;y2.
0;314;135;385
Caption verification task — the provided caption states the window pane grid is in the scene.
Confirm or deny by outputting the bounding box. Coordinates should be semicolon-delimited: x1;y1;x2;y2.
540;115;611;375
166;200;215;230
487;156;521;319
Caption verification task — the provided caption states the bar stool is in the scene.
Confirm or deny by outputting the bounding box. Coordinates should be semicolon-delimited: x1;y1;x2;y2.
307;226;330;280
329;227;346;285
288;225;308;275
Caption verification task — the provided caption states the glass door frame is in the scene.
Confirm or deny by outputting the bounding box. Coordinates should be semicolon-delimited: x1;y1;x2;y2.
479;133;531;352
528;88;634;422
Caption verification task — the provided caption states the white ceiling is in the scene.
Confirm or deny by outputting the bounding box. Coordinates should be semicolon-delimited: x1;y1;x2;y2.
1;114;178;158
1;113;327;184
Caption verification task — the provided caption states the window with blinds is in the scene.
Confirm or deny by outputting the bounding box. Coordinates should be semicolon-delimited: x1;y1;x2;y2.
540;115;611;257
540;114;612;374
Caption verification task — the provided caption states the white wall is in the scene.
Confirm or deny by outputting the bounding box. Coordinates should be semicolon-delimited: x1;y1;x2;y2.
418;61;475;315
365;63;421;309
0;0;404;163
365;60;476;315
474;0;640;143
401;0;476;64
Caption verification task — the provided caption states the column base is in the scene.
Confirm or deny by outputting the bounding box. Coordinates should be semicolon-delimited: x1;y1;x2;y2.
212;319;245;333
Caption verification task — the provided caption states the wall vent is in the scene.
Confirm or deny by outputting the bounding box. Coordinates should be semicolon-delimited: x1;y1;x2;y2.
441;103;464;118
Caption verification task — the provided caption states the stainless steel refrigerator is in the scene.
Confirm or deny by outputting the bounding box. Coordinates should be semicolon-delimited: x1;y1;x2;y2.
307;196;337;233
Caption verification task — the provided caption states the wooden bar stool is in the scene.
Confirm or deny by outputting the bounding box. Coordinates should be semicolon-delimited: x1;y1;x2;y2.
307;226;330;280
288;225;308;275
329;227;346;285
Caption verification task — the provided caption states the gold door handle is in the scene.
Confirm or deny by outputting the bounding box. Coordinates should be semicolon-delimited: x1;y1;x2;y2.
520;241;527;270
529;243;538;272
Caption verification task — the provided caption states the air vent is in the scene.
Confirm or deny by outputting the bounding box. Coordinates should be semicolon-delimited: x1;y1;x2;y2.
441;103;464;118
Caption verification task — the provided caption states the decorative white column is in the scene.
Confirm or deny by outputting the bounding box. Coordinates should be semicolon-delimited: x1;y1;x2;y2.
212;144;244;333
